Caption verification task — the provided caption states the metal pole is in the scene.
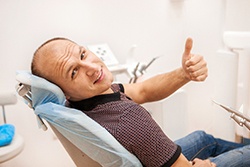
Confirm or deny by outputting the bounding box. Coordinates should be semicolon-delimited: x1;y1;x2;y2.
2;105;6;124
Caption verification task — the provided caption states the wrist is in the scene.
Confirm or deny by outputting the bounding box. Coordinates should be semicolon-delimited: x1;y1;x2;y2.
178;67;191;83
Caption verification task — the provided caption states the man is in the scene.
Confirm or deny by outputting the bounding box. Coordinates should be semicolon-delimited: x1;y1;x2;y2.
31;37;214;166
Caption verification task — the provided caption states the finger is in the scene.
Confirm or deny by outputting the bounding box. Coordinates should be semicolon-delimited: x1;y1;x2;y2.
192;158;201;164
183;37;193;59
186;59;207;74
205;160;216;167
185;54;204;67
189;68;208;81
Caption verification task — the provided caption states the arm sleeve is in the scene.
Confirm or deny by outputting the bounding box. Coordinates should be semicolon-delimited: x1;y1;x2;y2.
118;84;124;93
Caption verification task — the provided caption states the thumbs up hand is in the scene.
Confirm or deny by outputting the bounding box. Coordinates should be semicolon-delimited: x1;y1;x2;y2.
182;38;208;82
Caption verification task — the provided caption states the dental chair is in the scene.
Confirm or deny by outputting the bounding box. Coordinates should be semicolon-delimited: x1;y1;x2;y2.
15;71;142;167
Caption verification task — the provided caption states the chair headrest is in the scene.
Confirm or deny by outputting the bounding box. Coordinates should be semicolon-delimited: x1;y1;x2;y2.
16;71;66;108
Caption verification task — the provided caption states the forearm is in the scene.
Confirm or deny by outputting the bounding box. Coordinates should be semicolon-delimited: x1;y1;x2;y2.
124;67;190;104
141;67;190;103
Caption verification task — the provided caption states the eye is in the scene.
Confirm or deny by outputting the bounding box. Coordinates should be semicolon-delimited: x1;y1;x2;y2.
71;68;78;79
80;52;85;60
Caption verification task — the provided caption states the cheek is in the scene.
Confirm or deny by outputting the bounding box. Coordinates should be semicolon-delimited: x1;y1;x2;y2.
106;72;113;81
64;86;86;100
59;81;80;97
103;67;113;81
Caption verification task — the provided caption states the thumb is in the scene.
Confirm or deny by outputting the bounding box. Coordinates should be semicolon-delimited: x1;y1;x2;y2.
183;37;193;59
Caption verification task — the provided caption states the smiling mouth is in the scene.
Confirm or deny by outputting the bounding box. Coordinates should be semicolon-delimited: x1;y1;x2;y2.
94;69;103;84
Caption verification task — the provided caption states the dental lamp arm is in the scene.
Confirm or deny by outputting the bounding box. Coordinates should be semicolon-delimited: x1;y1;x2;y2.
128;56;161;84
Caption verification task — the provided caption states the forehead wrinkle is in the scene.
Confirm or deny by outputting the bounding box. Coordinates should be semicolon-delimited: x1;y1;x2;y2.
57;42;77;79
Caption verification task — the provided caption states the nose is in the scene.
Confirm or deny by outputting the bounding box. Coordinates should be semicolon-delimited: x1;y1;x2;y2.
80;61;99;76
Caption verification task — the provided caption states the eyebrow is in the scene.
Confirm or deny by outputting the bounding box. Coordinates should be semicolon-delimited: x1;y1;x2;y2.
79;46;84;54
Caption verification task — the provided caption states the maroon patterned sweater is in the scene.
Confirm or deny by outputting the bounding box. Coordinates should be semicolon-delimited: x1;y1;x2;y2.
68;84;181;167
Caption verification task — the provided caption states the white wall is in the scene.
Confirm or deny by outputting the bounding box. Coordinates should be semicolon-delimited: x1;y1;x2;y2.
0;0;250;166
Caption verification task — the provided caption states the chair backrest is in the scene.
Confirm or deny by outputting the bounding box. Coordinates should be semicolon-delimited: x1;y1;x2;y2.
16;71;142;167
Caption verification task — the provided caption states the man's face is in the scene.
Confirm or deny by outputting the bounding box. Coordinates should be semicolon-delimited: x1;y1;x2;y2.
40;39;114;101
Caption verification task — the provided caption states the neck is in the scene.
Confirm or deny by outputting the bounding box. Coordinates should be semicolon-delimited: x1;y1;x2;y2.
101;88;114;95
